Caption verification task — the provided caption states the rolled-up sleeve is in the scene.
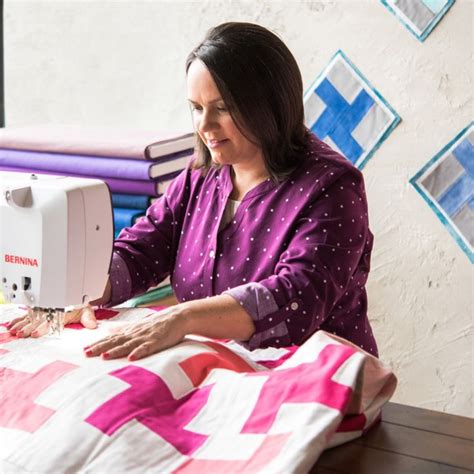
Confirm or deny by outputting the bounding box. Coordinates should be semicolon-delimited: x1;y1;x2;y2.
225;169;370;350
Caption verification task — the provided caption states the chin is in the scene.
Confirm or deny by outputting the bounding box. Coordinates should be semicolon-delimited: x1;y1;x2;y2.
210;155;222;166
210;152;232;165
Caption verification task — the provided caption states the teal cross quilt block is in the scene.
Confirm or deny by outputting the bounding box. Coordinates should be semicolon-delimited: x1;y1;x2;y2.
411;122;474;263
381;0;455;41
304;50;400;170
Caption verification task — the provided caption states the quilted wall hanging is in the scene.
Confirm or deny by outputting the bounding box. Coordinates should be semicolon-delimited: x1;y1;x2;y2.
304;50;400;170
410;122;473;263
381;0;456;41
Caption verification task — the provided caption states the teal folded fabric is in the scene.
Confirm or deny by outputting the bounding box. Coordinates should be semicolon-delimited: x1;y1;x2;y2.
122;285;174;308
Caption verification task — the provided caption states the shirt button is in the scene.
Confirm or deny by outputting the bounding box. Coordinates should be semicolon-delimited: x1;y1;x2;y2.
209;250;215;259
290;302;299;311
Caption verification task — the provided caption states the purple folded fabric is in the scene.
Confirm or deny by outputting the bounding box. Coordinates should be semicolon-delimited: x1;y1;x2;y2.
0;148;192;180
0;166;179;196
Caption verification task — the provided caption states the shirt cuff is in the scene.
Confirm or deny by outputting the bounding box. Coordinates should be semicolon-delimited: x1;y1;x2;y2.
224;282;289;350
106;252;133;307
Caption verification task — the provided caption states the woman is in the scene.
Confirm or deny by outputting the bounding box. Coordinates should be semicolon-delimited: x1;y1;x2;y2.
8;22;378;360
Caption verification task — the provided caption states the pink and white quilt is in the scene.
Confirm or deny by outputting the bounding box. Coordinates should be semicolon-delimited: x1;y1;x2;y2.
0;306;396;473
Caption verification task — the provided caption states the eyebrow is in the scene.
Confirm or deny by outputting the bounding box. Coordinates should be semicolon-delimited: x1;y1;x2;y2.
187;98;224;105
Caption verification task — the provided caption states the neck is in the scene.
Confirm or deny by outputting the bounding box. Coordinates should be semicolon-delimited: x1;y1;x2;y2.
230;162;269;201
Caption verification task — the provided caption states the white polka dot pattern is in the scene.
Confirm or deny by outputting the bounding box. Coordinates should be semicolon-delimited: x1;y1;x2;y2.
110;136;378;355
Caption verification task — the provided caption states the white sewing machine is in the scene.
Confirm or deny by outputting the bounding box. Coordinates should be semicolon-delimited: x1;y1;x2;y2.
0;171;114;333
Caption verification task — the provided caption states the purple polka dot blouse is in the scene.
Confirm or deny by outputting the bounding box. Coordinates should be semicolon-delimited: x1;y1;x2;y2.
109;134;378;356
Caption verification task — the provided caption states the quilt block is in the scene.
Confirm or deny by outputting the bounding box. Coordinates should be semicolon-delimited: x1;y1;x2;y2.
381;0;455;41
0;305;396;473
410;122;473;263
304;50;400;170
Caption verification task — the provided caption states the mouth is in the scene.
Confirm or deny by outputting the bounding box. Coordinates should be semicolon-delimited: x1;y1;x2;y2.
207;138;229;149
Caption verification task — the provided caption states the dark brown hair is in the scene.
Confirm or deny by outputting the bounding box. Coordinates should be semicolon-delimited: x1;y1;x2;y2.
186;22;309;182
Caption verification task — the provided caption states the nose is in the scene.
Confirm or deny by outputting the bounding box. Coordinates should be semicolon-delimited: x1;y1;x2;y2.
198;109;218;135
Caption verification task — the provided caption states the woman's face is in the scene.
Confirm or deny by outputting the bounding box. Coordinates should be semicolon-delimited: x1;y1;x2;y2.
187;59;263;167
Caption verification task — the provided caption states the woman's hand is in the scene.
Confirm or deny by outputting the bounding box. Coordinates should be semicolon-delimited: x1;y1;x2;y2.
7;305;97;338
84;294;255;362
6;279;110;338
84;308;186;361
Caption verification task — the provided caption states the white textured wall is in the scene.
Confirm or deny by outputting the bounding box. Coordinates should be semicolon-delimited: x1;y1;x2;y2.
5;0;473;416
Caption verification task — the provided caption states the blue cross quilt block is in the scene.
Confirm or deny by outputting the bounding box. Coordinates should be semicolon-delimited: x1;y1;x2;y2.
381;0;455;42
304;50;400;170
411;122;474;263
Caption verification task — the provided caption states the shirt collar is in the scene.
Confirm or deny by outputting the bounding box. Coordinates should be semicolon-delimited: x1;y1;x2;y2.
220;165;276;201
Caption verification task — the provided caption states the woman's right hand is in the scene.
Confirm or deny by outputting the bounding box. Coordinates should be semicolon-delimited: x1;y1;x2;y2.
7;305;98;338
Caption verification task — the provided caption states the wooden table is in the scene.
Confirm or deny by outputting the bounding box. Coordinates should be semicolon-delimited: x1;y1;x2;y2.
312;402;474;473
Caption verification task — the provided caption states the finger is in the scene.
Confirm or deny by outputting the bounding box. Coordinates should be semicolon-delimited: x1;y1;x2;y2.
31;320;50;338
6;314;28;329
128;341;160;361
9;318;34;336
64;308;84;324
79;306;98;329
101;338;146;360
9;311;52;337
84;334;126;357
64;304;95;325
16;321;37;338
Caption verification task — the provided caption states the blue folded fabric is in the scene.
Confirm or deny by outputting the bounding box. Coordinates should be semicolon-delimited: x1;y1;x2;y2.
112;194;150;210
114;207;145;236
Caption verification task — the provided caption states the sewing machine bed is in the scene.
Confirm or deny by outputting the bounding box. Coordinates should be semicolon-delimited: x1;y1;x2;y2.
0;306;396;473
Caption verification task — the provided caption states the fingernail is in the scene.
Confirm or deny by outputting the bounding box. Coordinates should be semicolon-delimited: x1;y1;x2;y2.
128;354;136;361
83;345;90;350
84;348;94;357
101;352;110;360
17;331;23;338
31;331;39;337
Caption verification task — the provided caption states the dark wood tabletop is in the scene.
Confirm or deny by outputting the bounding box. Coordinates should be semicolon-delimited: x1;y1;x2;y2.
312;402;474;474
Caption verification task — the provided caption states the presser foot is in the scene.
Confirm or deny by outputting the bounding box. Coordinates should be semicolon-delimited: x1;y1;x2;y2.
45;309;65;336
27;307;65;336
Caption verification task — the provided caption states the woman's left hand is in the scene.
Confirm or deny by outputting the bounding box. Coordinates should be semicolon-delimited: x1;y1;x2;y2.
84;308;186;361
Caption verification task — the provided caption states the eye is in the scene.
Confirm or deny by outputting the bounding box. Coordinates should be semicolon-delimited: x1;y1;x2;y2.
189;104;202;112
216;105;228;112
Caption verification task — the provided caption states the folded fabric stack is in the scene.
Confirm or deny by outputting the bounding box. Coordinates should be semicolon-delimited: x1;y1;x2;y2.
0;125;195;237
